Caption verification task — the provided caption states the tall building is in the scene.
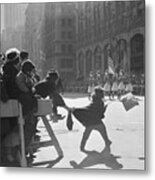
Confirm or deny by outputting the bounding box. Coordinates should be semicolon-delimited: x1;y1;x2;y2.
23;1;145;86
3;3;27;29
42;2;76;82
75;0;145;81
1;3;27;52
24;3;45;77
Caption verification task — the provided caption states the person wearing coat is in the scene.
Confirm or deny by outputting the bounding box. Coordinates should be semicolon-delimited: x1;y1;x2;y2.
0;48;21;163
72;87;112;152
16;60;38;150
34;70;70;121
2;48;20;99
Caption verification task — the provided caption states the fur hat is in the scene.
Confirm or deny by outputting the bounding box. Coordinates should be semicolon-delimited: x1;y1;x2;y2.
5;48;20;63
22;59;35;74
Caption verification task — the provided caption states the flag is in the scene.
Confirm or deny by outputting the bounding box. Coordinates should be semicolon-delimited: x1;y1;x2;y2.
108;55;115;75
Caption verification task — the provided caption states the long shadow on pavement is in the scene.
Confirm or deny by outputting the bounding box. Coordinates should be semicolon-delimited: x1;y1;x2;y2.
70;146;123;170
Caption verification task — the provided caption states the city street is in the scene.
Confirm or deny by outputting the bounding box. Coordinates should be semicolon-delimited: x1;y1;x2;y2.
32;93;145;170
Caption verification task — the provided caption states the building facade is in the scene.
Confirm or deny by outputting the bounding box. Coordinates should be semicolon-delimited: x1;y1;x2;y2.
24;3;45;77
42;2;76;81
23;1;145;86
1;4;27;52
76;0;145;81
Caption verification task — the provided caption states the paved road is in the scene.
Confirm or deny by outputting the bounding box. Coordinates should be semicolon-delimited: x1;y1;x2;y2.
32;94;145;170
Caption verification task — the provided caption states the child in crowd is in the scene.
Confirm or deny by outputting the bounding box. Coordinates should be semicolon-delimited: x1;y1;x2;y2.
16;59;38;149
20;50;29;63
19;50;40;83
34;70;70;121
72;87;112;152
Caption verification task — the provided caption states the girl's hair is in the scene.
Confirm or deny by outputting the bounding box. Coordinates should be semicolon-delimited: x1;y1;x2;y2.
46;70;59;82
92;87;104;100
22;60;35;74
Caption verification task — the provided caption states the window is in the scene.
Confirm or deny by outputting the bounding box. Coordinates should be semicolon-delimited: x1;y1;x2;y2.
68;19;73;26
61;44;66;53
68;44;73;52
61;19;66;27
68;32;73;39
61;31;66;39
61;58;73;68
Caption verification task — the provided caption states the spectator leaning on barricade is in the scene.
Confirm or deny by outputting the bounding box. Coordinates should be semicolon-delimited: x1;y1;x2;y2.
16;59;38;151
2;48;20;99
49;69;65;120
34;70;71;121
20;50;40;83
1;48;21;163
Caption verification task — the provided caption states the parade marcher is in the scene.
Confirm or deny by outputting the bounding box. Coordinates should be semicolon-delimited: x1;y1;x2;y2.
87;82;95;100
111;76;118;100
125;78;133;94
103;76;111;100
118;77;125;99
72;87;112;152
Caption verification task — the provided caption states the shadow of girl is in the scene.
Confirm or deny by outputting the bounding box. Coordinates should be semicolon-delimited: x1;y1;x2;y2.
70;146;123;170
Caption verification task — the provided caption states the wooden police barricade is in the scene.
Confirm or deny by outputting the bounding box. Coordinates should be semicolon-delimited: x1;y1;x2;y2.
0;99;63;167
33;99;63;158
0;100;27;167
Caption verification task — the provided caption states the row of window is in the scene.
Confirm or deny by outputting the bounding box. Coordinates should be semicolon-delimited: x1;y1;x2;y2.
61;31;74;39
61;44;74;53
61;18;73;27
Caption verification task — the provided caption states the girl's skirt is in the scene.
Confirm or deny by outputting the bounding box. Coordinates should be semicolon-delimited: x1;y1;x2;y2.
103;83;111;92
111;82;118;92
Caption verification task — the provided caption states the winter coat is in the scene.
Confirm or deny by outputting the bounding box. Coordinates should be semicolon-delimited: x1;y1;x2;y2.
73;96;106;127
34;79;54;98
35;79;66;107
16;71;38;115
2;62;19;99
